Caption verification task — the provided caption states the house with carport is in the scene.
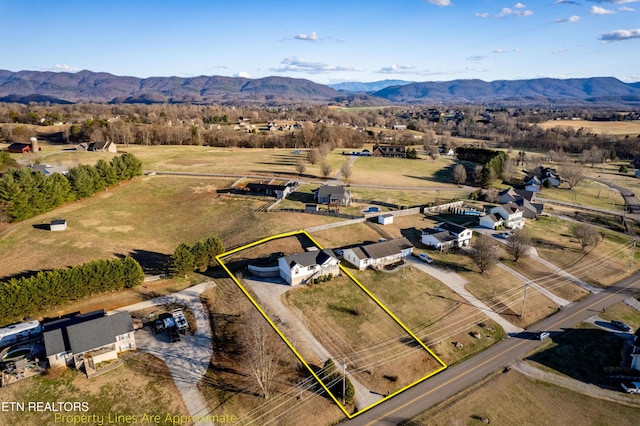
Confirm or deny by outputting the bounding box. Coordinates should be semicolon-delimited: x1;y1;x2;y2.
342;237;414;271
278;249;340;286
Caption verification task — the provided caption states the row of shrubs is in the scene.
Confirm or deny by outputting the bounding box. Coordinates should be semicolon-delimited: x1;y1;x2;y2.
0;256;144;326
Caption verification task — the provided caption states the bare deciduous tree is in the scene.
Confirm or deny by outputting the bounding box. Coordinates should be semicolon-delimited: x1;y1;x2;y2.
472;165;484;185
241;310;281;400
340;161;352;183
470;234;498;274
561;162;586;190
320;162;333;179
453;164;467;185
296;159;306;175
507;228;532;262
572;223;601;252
308;148;322;165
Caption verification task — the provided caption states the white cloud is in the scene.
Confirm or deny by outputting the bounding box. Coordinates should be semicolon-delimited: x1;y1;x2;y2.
619;5;635;10
555;0;580;5
234;71;251;78
599;28;640;41
424;0;452;6
555;15;581;22
294;31;320;42
493;48;521;53
591;5;616;13
476;3;533;18
376;64;418;74
272;57;361;74
466;55;488;62
42;64;80;72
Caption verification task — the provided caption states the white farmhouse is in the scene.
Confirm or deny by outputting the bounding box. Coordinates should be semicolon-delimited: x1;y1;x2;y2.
342;237;414;271
278;249;340;286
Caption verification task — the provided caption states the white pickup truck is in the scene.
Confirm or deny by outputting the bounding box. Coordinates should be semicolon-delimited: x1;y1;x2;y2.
621;382;640;394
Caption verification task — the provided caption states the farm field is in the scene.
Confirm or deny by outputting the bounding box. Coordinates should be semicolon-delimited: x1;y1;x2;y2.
537;119;640;137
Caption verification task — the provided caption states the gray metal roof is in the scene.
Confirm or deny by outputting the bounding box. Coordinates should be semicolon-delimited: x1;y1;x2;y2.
67;316;116;354
359;237;414;260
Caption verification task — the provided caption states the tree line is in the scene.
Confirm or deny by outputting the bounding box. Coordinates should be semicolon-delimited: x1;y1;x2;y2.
0;153;142;222
168;235;225;277
0;256;144;326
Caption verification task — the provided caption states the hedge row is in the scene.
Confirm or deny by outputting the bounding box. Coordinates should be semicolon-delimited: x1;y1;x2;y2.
0;256;144;326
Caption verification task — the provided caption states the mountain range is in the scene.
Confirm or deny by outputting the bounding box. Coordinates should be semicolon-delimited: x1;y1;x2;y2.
0;70;639;107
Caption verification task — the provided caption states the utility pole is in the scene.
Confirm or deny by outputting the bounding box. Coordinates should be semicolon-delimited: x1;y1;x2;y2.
342;360;347;405
520;283;529;318
632;240;637;267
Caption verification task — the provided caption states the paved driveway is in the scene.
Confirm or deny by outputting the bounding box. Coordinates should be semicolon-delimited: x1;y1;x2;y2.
111;282;214;420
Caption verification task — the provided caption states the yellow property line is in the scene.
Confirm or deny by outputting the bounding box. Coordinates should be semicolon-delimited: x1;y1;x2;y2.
216;230;448;419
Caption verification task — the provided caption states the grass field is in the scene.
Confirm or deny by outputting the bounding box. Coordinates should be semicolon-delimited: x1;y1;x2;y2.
0;175;339;280
536;179;626;212
537;119;640;137
0;353;189;426
406;368;640;426
350;267;505;366
526;215;638;287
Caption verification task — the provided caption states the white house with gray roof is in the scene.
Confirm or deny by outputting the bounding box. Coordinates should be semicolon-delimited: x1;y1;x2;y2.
43;310;135;370
342;237;414;271
278;249;340;286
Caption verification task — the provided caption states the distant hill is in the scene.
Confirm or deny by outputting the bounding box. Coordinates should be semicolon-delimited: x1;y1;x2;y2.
329;80;415;93
372;77;640;106
0;70;345;105
0;70;638;106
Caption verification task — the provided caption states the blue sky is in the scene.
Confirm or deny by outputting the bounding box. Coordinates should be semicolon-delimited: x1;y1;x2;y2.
1;0;639;83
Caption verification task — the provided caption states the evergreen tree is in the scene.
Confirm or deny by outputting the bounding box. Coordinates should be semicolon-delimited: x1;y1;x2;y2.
169;243;195;278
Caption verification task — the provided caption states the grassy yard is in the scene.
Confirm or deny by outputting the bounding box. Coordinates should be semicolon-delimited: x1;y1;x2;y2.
283;273;442;397
434;250;558;329
536;180;626;212
405;368;640;426
350;267;505;366
0;353;188;426
526;215;639;287
502;257;590;302
347;154;459;187
0;175;340;281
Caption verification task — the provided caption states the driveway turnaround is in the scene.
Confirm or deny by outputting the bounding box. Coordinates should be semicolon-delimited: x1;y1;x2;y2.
110;282;214;421
406;257;523;335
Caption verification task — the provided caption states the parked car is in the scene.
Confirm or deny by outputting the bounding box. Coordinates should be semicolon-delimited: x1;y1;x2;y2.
416;253;433;264
536;331;550;340
621;382;640;394
611;320;631;332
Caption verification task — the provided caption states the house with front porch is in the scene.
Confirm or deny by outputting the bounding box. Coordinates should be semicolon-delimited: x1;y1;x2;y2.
43;310;135;370
278;249;340;286
422;222;473;249
342;237;414;270
484;203;525;229
314;184;352;206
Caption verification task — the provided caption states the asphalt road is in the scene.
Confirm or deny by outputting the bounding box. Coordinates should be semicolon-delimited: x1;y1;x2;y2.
592;177;640;215
345;271;640;426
